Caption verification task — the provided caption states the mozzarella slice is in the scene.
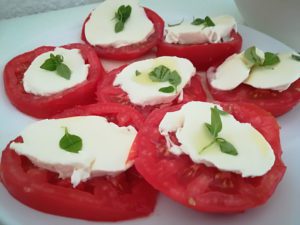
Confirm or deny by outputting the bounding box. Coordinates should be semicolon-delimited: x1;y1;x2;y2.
23;47;89;96
84;0;154;48
244;53;300;91
159;101;275;177
113;56;196;106
208;53;251;90
165;15;237;45
10;116;137;187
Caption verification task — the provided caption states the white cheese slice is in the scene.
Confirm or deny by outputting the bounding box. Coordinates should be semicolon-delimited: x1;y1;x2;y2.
165;15;237;45
159;101;275;177
208;53;251;90
84;0;154;48
23;47;89;96
113;56;196;106
10;116;137;187
244;53;300;91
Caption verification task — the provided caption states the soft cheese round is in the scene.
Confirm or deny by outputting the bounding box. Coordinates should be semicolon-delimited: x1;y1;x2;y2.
84;0;154;48
159;101;275;177
165;15;237;44
10;116;137;187
113;56;196;106
23;47;89;96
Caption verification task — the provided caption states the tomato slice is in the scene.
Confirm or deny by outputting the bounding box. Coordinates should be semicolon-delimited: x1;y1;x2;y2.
157;31;242;71
133;102;286;213
81;8;164;60
3;43;104;119
96;65;207;118
0;103;157;221
207;78;300;117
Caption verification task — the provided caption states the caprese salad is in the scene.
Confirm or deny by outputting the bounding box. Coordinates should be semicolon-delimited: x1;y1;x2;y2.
206;46;300;116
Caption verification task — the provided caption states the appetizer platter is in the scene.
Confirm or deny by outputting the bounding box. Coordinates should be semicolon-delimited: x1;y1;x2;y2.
0;1;299;225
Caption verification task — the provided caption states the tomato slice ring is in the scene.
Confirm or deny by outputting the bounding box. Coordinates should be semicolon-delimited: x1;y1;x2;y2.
3;43;105;119
0;103;158;221
133;102;286;213
207;77;300;117
157;31;242;71
96;65;207;118
81;8;164;60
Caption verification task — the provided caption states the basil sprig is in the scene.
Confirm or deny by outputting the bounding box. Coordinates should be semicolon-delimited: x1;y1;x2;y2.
114;5;132;33
191;16;215;27
148;65;182;93
291;53;300;61
244;46;280;67
59;127;82;153
40;53;71;80
168;18;184;27
199;106;238;156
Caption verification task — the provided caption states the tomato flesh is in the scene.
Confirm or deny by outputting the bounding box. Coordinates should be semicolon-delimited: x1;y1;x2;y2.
96;65;207;118
0;103;157;221
133;102;286;213
4;43;104;119
207;78;300;117
81;8;164;60
157;31;242;71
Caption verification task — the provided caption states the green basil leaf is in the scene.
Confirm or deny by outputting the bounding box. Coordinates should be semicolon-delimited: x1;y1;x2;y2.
115;21;124;33
263;52;280;66
159;86;175;93
191;18;205;25
135;70;141;76
210;106;222;137
204;16;215;27
59;128;82;153
56;63;71;80
40;58;57;71
244;46;264;66
168;18;184;27
168;70;182;87
205;123;213;136
215;108;228;115
149;65;171;82
216;138;238;156
291;54;300;61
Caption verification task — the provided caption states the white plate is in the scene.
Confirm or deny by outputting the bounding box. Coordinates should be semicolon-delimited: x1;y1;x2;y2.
0;4;299;225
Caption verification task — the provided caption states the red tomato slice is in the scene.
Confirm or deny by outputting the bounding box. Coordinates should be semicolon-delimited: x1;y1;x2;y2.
207;78;300;117
96;65;207;118
81;8;164;60
157;31;242;71
4;43;104;119
0;103;157;221
133;102;286;213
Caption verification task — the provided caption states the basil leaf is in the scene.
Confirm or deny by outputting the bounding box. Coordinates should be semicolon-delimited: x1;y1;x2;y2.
244;46;264;66
204;16;215;27
210;106;222;137
168;71;181;87
291;54;300;61
115;21;124;33
159;86;175;93
205;123;213;136
40;58;57;71
215;108;229;115
168;18;184;27
191;18;205;25
216;138;238;156
135;70;141;76
59;128;82;153
114;5;131;32
263;52;280;66
149;65;171;82
56;63;71;80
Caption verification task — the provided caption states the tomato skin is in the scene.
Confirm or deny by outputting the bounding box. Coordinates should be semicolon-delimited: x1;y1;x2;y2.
96;65;207;118
0;103;158;221
133;102;286;213
81;8;164;60
207;78;300;117
4;43;105;119
157;31;242;71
